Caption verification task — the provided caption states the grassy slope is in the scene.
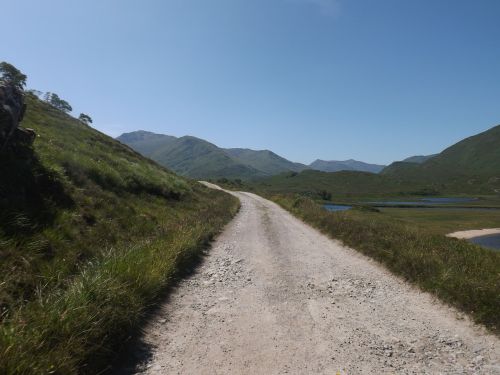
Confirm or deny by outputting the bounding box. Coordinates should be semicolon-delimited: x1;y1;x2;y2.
270;195;500;333
382;124;500;193
424;124;500;177
152;136;264;179
120;133;264;180
225;148;308;175
116;130;176;156
253;125;500;199
401;154;437;163
118;131;311;180
253;169;419;199
0;95;239;374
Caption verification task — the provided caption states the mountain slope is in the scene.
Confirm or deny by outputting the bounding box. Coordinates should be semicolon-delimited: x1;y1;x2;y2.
423;125;500;177
382;124;500;192
118;131;308;179
225;148;308;175
309;159;386;173
402;154;437;164
263;125;500;198
380;161;421;178
150;136;264;179
0;94;238;373
118;131;261;179
116;130;176;156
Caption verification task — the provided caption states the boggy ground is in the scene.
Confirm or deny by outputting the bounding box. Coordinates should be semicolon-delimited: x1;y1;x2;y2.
126;187;499;375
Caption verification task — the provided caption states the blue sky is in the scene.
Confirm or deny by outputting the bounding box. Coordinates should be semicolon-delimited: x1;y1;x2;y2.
4;0;500;164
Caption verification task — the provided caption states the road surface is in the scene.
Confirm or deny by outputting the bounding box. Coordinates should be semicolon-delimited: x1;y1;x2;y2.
130;186;499;374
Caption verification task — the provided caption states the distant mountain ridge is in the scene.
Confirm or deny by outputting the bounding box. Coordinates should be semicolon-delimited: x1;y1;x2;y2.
119;123;500;192
310;159;386;173
118;132;263;179
225;148;308;175
258;124;500;196
117;130;177;157
117;131;306;179
122;128;484;180
117;131;384;179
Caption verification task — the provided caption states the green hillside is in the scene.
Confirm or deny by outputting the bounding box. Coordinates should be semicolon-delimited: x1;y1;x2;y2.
225;148;308;175
0;94;238;373
380;161;421;177
253;169;415;199
151;135;264;179
118;131;309;179
118;131;263;179
422;124;500;177
223;125;500;198
116;130;176;156
382;124;500;193
401;154;437;163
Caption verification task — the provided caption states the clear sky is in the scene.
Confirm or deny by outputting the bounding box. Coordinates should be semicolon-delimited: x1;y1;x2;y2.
4;0;500;164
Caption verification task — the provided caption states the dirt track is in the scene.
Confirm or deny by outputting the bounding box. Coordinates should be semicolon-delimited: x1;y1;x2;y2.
132;186;499;374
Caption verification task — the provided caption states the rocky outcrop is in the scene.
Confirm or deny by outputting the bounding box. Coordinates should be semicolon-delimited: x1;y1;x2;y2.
0;83;34;149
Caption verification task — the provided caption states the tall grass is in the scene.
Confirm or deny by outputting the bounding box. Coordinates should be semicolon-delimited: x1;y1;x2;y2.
271;195;500;334
0;196;238;374
0;94;239;373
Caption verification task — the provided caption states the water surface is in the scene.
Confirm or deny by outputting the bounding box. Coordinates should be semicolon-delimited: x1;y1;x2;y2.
324;204;352;212
421;197;478;203
469;234;500;251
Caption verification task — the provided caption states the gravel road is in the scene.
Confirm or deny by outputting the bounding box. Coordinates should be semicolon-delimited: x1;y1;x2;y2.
131;186;499;374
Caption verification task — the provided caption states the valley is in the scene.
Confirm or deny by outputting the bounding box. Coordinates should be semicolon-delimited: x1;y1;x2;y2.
3;93;498;373
118;124;500;197
3;7;500;371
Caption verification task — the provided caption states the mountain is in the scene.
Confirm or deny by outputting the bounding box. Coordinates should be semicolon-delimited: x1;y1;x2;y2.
225;148;308;175
1;94;237;373
150;135;263;179
116;130;176;156
257;125;500;197
117;132;265;179
117;131;308;179
119;124;500;193
309;159;386;174
381;124;500;193
401;154;437;164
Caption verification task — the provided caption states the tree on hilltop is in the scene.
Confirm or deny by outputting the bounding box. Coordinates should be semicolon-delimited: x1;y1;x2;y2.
0;62;27;90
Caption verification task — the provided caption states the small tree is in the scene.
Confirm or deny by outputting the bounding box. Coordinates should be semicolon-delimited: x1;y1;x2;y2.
318;190;332;201
78;113;93;125
44;92;72;113
0;62;27;89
